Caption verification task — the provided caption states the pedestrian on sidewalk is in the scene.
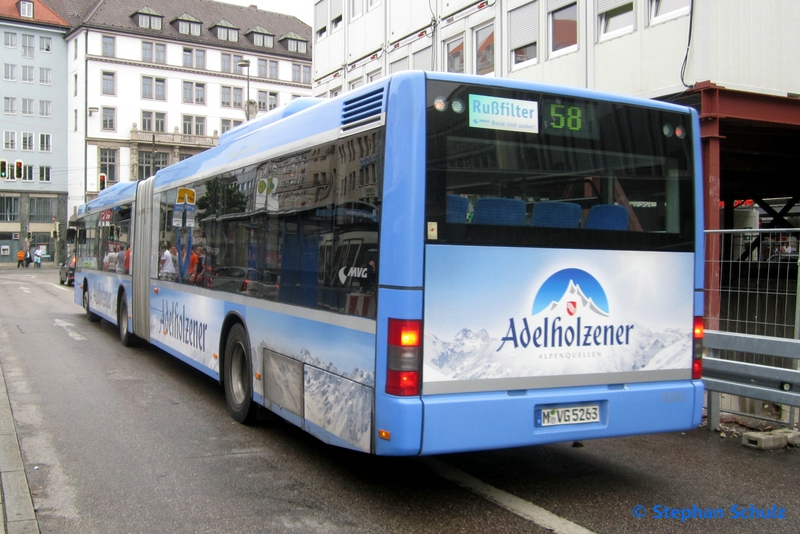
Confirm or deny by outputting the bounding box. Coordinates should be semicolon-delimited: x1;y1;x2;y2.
34;247;42;268
17;249;25;268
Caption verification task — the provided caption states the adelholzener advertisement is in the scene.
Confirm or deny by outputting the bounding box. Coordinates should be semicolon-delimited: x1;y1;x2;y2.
422;246;695;394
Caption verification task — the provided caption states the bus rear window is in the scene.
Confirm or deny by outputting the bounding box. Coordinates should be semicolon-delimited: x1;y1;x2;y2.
425;81;695;252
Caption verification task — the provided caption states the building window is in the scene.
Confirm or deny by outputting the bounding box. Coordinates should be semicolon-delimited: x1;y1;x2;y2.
102;36;115;57
142;42;152;62
39;134;51;152
182;115;205;136
21;165;33;181
39;67;51;85
221;86;231;107
74;109;77;131
269;60;278;79
39;36;51;52
183;82;205;104
550;2;578;55
446;36;464;73
651;0;690;21
22;132;34;151
137;14;162;30
350;78;363;90
183;48;193;68
286;39;307;53
4;97;16;114
102;71;115;94
292;64;301;82
3;64;15;81
39;166;51;182
258;59;267;77
257;91;267;110
22;34;34;58
141;110;153;131
302;65;311;84
22;66;34;83
221;53;231;73
3;131;16;150
509;1;538;66
233;88;243;108
74;73;78;95
253;33;274;47
221;119;243;133
178;21;201;36
4;32;17;48
21;99;34;116
155;78;165;100
233;55;244;75
600;2;634;39
351;0;363;20
269;92;277;110
0;198;20;221
20;1;33;18
156;43;166;63
102;107;115;130
39;100;51;117
195;49;205;69
475;24;494;75
30;198;55;221
142;77;153;98
368;69;382;82
155;112;165;132
138;152;166;180
100;149;116;182
216;27;239;42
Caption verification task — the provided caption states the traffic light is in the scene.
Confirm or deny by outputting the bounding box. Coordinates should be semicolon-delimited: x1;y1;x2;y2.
56;222;62;239
15;160;23;179
0;159;7;178
52;229;57;239
99;173;106;190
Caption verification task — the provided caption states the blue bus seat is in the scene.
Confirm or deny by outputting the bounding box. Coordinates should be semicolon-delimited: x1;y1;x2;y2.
446;195;469;223
471;198;527;226
530;201;581;228
585;204;629;230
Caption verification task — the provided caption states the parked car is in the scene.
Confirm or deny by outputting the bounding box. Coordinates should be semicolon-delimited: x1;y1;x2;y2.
207;266;279;300
59;253;76;286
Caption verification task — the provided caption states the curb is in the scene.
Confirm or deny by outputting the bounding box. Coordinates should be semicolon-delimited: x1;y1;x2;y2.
0;363;39;533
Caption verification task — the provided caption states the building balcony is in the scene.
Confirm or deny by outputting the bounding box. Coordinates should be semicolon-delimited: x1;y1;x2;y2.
130;127;219;148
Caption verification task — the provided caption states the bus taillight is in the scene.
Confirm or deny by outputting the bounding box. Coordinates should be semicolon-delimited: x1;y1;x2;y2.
386;319;421;396
692;316;704;380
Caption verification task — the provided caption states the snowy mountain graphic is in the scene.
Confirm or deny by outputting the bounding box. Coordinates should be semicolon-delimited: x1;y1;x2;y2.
424;323;691;382
532;269;609;316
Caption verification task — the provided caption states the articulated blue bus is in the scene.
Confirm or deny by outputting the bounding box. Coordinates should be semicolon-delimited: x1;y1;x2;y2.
74;71;704;455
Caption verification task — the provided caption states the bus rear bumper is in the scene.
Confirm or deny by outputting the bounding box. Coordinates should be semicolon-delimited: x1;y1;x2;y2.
419;380;704;455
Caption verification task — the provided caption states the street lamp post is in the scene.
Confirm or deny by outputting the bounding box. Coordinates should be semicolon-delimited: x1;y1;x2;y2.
237;59;251;121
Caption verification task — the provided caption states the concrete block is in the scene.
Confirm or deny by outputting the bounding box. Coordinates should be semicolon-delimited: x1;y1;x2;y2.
773;429;800;446
741;431;788;450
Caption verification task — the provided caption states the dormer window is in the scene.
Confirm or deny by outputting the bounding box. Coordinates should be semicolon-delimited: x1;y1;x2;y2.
20;1;33;18
280;32;308;54
247;27;274;48
174;14;202;36
213;21;239;42
133;8;164;30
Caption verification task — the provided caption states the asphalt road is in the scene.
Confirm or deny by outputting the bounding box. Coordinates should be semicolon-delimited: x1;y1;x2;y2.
0;267;798;533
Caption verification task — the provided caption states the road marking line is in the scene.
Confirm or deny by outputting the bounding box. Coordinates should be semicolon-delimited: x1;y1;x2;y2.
47;283;69;291
19;286;31;294
421;458;595;534
54;319;85;340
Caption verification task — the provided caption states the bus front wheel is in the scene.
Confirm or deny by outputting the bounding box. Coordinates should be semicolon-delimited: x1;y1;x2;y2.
118;296;137;347
223;323;256;424
83;287;101;323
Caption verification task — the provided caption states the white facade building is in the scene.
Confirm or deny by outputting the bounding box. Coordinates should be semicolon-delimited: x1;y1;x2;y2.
48;0;312;217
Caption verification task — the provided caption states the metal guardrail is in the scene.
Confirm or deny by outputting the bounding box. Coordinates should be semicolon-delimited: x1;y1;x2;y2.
704;330;800;430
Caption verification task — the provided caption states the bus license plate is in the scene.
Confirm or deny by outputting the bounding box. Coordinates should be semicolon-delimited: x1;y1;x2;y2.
537;405;600;427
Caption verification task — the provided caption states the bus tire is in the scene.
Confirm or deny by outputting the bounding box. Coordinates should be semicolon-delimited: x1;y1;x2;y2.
223;323;256;424
118;296;138;347
83;286;101;323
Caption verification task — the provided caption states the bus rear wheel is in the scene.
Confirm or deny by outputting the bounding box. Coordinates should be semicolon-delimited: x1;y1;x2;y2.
223;324;256;424
83;287;101;323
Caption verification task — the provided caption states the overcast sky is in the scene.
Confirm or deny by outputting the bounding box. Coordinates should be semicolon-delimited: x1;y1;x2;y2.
219;0;313;26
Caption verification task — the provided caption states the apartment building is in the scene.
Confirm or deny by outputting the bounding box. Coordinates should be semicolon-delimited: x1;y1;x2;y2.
0;0;68;264
40;0;312;216
312;0;800;236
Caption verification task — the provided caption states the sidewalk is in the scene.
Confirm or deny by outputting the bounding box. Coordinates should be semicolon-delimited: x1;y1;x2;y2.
0;364;39;533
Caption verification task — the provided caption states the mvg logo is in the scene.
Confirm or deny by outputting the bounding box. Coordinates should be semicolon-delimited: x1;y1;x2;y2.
339;266;368;285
